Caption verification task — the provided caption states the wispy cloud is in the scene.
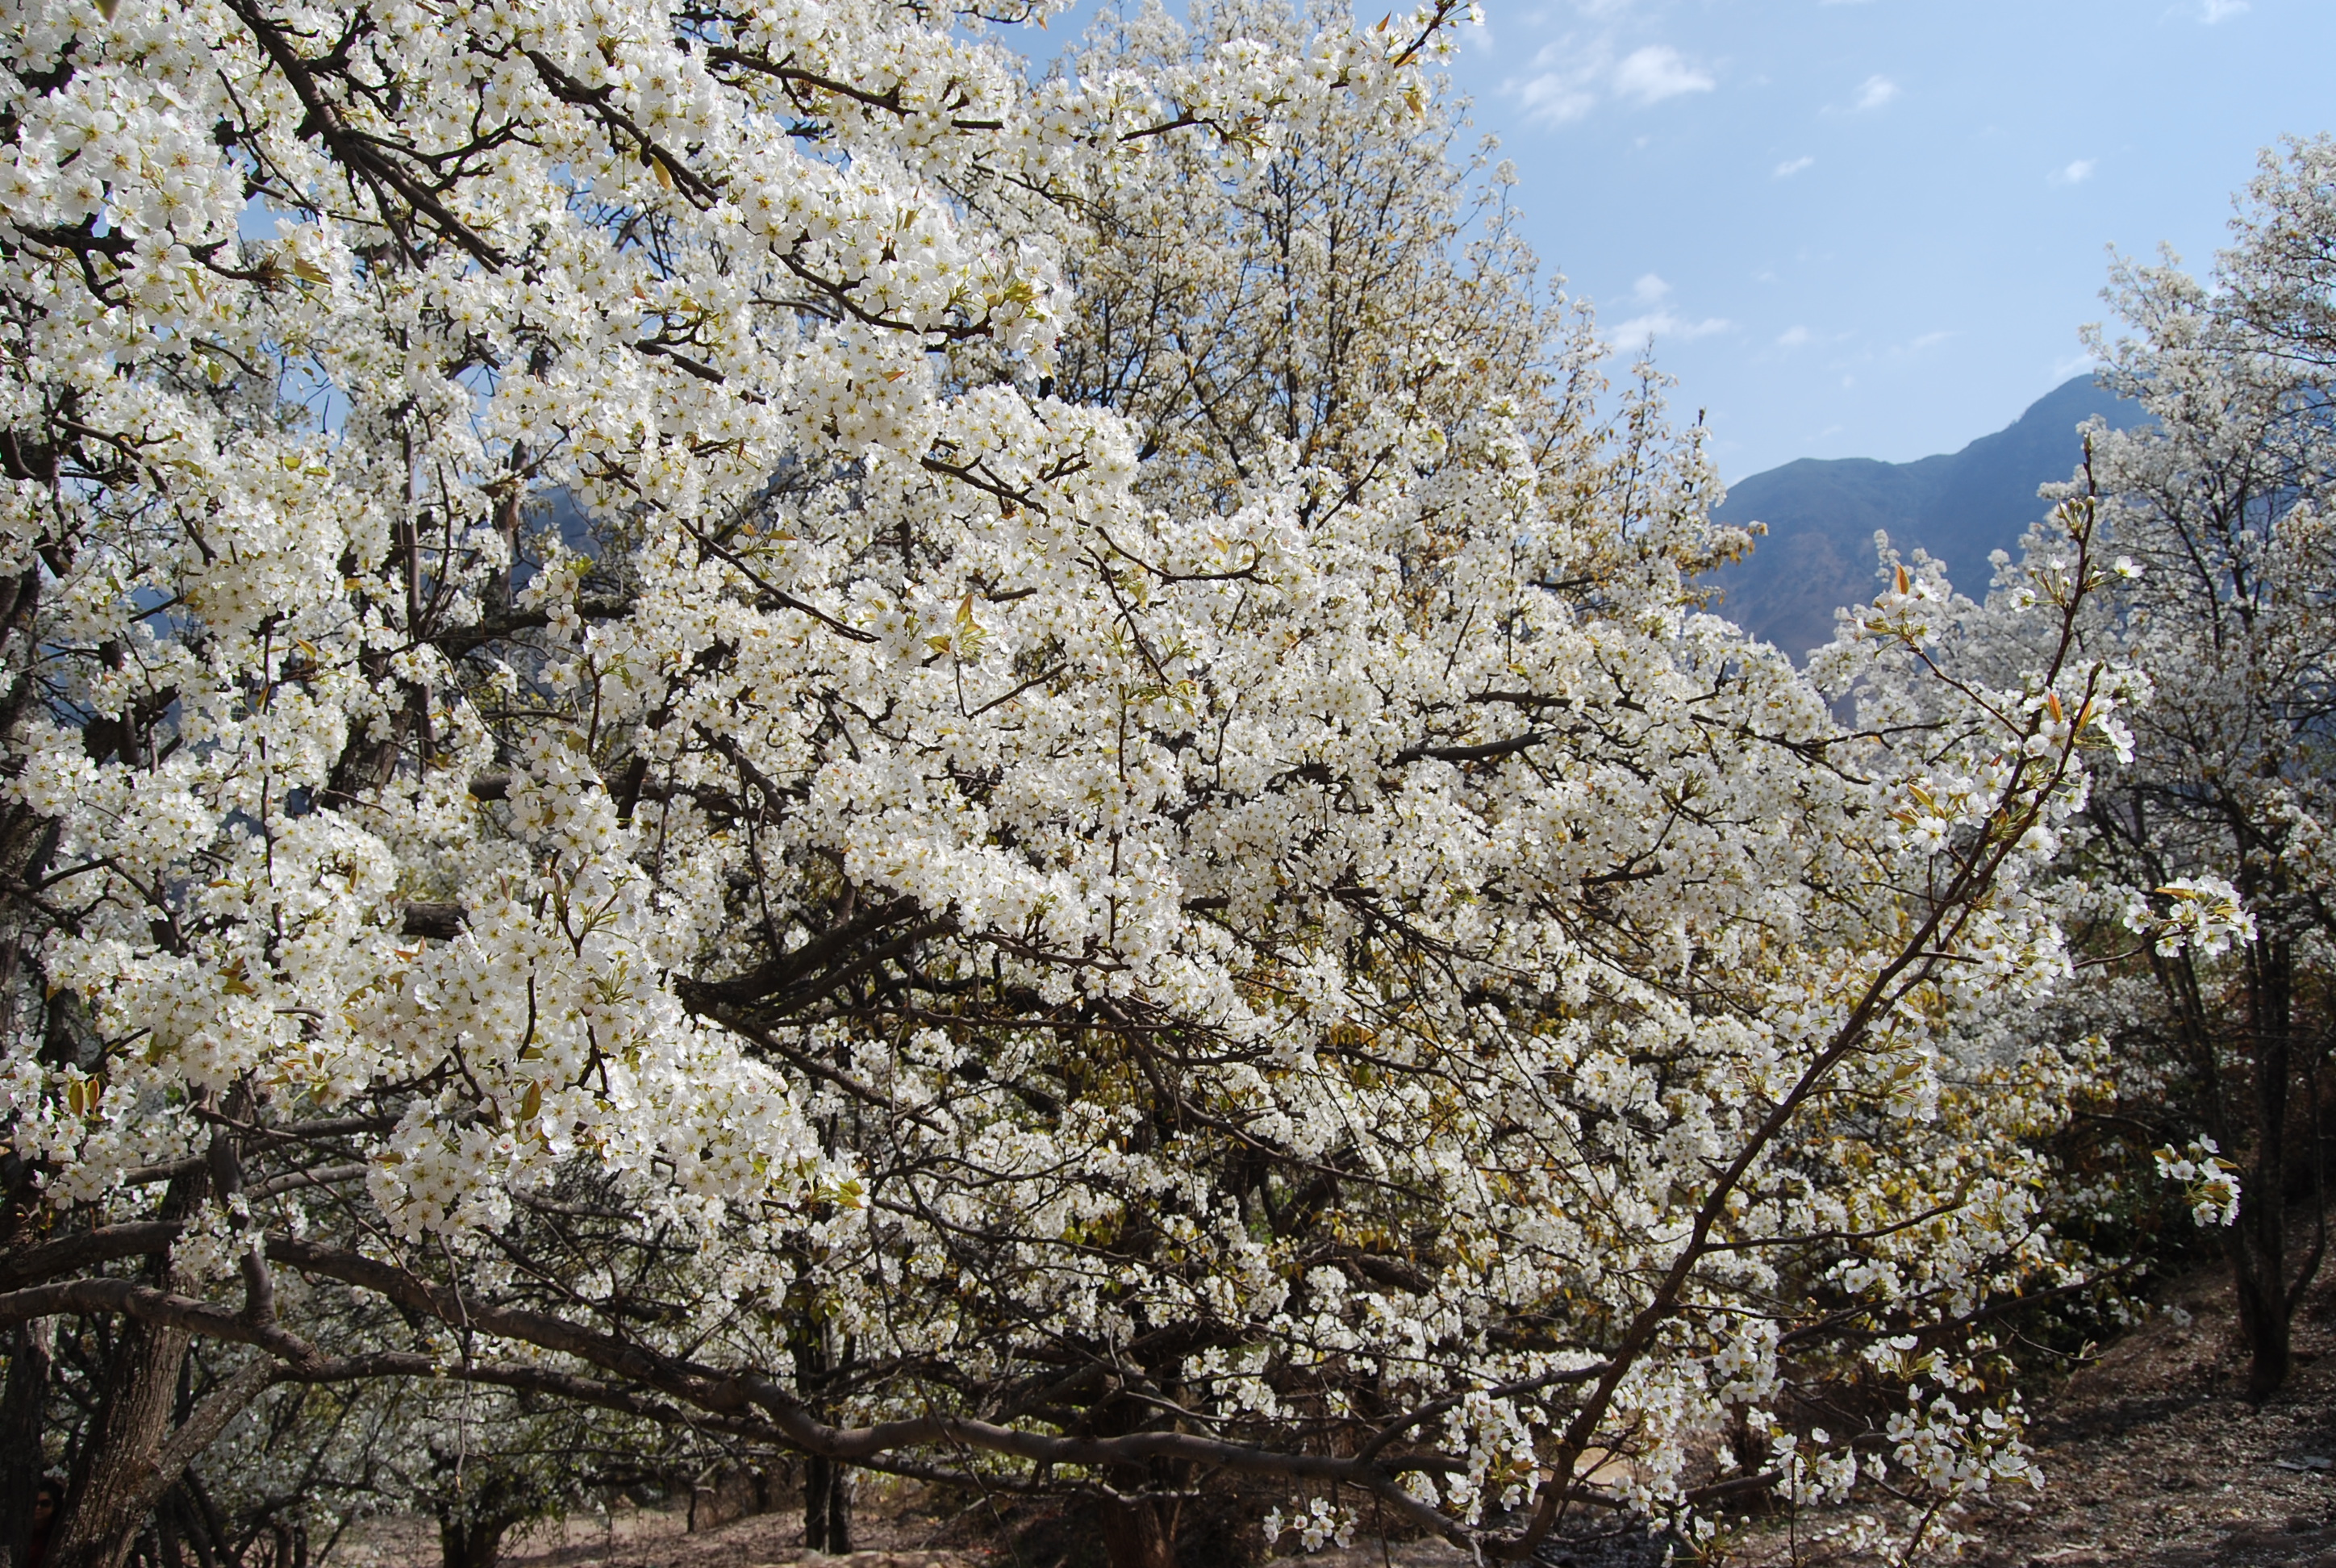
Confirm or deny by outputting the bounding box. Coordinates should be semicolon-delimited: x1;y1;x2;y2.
1607;274;1731;351
1613;45;1715;104
2051;158;2097;186
1512;37;1717;125
1773;155;1815;178
1517;64;1600;124
1908;330;1954;352
2199;0;2248;19
1609;311;1733;351
1852;74;1899;111
1775;325;1812;348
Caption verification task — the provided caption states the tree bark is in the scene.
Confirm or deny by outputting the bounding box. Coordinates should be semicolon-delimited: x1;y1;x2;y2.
48;1313;194;1568
2239;935;2297;1399
2234;1249;2290;1397
791;1323;850;1553
0;1320;53;1568
800;1457;849;1554
1097;1495;1176;1568
436;1517;509;1568
47;1172;209;1568
1093;1446;1180;1568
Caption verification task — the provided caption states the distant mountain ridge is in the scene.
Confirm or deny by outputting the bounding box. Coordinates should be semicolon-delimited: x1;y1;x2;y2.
1707;374;2146;659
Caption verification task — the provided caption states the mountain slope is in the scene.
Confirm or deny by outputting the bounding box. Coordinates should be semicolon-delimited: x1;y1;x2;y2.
1707;374;2146;658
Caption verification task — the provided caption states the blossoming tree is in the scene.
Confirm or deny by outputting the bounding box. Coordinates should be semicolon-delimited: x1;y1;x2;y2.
1932;139;2336;1400
0;0;2142;1564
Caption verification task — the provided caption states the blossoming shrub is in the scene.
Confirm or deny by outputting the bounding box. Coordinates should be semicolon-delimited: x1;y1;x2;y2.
0;1;2141;1564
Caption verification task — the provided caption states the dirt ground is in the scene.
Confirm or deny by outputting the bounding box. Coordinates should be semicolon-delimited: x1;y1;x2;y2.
1717;1249;2336;1568
336;1496;975;1568
1938;1263;2336;1568
337;1249;2336;1568
333;1484;1667;1568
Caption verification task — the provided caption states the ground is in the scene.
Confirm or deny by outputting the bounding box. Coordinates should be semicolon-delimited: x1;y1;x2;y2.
1945;1257;2336;1568
1720;1246;2336;1568
335;1497;972;1568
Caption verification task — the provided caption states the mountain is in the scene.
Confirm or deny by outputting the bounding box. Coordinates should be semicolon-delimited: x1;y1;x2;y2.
1705;374;2147;659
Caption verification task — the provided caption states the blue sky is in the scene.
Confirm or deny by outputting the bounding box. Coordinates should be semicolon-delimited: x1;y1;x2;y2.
1435;0;2336;479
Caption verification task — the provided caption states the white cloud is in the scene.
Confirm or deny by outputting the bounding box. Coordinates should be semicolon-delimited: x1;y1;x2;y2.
1608;277;1729;350
1908;330;1954;352
1518;70;1601;124
1514;37;1607;125
1773;156;1814;178
1775;325;1811;348
2200;0;2248;19
1608;311;1732;352
1613;45;1715;105
2052;158;2097;186
1853;75;1900;111
1512;38;1715;125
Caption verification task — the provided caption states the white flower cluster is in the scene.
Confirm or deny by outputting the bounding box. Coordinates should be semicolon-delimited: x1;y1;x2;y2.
2155;1137;2242;1228
1261;1497;1358;1555
2121;875;2257;958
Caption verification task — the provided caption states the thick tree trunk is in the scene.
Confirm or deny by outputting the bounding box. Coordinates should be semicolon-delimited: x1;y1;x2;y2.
800;1457;849;1554
437;1518;509;1568
1094;1452;1180;1568
47;1168;212;1568
790;1325;851;1553
0;567;58;1568
1097;1497;1176;1568
48;1315;194;1568
0;1320;53;1568
2239;936;2297;1399
2234;1255;2291;1397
